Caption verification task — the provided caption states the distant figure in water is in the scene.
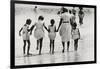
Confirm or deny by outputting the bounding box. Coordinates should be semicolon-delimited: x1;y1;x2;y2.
33;6;38;22
34;6;37;13
78;7;84;25
19;19;32;56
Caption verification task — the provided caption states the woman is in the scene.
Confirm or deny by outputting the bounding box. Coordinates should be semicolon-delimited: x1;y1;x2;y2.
57;7;71;53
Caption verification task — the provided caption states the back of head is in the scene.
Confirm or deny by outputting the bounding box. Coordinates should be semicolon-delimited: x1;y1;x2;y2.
73;12;76;15
69;10;72;14
38;16;44;21
50;19;55;25
73;23;77;28
61;7;68;13
79;7;83;10
35;6;37;8
26;19;31;25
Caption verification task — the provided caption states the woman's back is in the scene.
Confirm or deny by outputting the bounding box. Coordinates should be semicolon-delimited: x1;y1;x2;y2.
61;13;70;22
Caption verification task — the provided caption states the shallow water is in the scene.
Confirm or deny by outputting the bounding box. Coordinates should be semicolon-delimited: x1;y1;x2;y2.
15;5;94;65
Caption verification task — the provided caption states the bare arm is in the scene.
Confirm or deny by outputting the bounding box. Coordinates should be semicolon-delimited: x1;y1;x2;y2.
57;18;63;32
70;18;72;26
30;25;35;31
78;29;80;39
30;24;36;35
43;23;48;32
55;26;57;32
19;27;23;36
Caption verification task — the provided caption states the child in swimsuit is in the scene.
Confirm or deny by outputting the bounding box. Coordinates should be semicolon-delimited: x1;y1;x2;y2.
71;23;80;51
19;19;32;55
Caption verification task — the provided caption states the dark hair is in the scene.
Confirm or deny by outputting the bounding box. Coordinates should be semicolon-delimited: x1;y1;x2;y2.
57;11;60;14
50;19;55;25
73;23;77;28
35;6;37;8
79;7;83;10
69;10;72;14
61;7;68;13
73;12;76;15
26;19;31;25
38;16;44;20
73;6;75;8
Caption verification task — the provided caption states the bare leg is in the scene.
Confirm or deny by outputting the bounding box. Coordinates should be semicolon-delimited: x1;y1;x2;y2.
50;40;52;54
23;40;26;55
37;40;39;50
52;40;55;54
67;41;70;51
79;17;83;25
74;39;78;51
81;18;83;24
39;38;43;55
27;40;31;55
62;42;65;53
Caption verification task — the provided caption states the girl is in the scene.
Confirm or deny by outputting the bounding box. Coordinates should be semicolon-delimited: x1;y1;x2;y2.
57;7;71;53
47;19;56;54
78;7;84;25
71;23;80;51
30;16;47;55
19;19;32;55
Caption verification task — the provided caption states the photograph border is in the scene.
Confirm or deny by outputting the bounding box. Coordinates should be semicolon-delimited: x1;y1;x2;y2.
10;0;97;69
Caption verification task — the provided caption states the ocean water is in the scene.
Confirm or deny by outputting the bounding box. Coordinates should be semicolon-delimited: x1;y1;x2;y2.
15;4;95;65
